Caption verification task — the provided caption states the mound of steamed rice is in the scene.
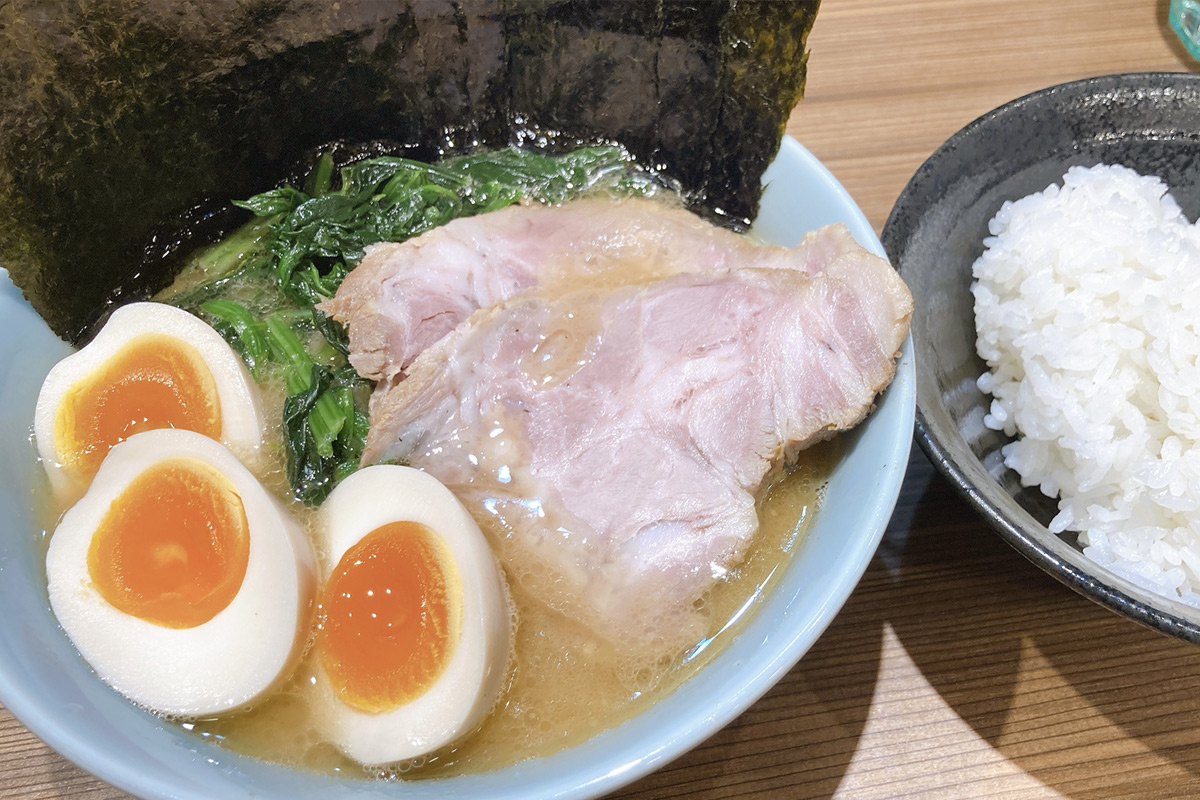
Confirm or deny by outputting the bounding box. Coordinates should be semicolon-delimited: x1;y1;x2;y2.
972;163;1200;606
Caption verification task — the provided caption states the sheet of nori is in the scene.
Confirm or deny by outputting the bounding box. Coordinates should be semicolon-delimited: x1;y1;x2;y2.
0;0;818;343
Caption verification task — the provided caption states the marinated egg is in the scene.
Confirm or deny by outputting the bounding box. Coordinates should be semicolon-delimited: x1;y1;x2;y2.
314;465;511;767
34;302;265;501
45;429;316;717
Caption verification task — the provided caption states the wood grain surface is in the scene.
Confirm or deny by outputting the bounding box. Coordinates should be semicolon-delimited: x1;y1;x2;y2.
4;1;1199;798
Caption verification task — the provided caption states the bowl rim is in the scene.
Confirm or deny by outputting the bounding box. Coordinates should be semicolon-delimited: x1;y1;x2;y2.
882;70;1200;644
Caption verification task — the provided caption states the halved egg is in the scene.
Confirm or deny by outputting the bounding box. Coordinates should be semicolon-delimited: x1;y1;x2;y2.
34;302;264;502
45;428;316;717
313;465;511;766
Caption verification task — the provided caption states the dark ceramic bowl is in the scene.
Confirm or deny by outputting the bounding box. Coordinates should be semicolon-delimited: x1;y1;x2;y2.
882;72;1200;642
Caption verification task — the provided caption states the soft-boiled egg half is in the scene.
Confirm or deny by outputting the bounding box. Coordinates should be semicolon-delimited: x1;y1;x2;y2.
45;428;316;717
34;302;264;502
314;465;511;766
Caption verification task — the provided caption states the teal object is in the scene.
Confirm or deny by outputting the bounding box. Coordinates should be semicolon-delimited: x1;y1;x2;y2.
1170;0;1200;60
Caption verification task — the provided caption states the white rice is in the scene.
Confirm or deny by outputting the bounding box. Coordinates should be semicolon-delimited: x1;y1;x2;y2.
971;163;1200;606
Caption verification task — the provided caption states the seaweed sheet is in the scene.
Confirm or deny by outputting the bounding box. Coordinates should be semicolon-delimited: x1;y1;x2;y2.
0;0;818;342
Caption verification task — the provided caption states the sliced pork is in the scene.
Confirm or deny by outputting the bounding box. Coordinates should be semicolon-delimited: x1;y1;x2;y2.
319;196;867;383
358;257;911;651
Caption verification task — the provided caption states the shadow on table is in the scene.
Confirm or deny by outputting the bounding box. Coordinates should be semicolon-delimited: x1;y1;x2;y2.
888;449;1200;797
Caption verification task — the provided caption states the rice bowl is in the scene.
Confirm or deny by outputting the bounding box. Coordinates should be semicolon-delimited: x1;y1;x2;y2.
971;163;1200;606
884;72;1200;644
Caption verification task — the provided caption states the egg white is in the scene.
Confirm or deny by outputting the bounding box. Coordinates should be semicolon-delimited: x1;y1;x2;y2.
314;465;511;767
34;302;265;501
45;428;316;717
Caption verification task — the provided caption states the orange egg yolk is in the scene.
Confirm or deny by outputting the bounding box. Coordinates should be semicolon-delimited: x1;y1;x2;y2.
87;457;250;629
319;521;461;714
56;334;222;481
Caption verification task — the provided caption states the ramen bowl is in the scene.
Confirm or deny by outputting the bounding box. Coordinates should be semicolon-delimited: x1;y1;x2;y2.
0;134;914;799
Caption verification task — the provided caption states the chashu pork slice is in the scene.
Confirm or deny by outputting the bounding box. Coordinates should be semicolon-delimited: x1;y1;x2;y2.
360;257;912;651
319;196;868;383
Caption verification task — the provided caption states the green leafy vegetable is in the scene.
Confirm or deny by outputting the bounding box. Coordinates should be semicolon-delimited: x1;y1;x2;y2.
264;314;318;395
198;299;270;380
281;364;369;505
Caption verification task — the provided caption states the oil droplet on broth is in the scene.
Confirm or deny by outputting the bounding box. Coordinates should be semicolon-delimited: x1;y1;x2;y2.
519;311;596;390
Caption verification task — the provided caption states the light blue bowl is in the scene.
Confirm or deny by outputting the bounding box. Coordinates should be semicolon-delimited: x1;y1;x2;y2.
0;136;914;799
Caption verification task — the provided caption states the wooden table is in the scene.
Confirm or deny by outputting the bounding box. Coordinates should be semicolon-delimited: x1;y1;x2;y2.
4;2;1199;798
